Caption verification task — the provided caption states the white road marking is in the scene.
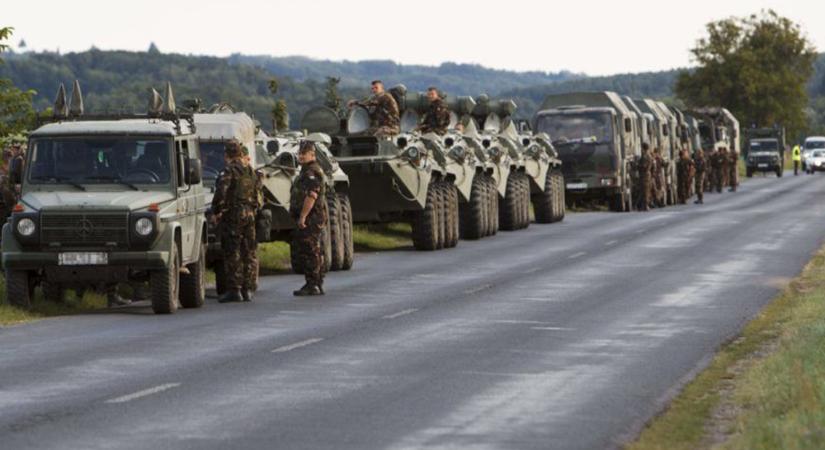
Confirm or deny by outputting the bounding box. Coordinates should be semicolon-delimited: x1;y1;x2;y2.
346;303;376;308
383;308;419;320
605;240;618;246
568;252;586;259
272;338;324;353
464;284;493;295
492;320;555;325
105;383;181;404
531;327;575;331
278;310;305;315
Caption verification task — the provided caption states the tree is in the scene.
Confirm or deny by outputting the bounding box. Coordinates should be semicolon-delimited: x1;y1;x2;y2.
148;42;160;54
675;10;817;139
268;77;288;131
0;27;35;138
324;76;341;113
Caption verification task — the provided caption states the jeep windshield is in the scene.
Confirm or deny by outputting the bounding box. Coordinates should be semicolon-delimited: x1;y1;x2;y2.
749;140;778;151
28;137;172;187
200;141;226;185
535;112;613;145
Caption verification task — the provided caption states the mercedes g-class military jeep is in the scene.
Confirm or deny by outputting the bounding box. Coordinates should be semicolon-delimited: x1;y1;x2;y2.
2;82;207;314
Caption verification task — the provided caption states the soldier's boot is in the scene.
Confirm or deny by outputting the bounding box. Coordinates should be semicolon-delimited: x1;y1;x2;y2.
241;289;254;302
293;284;323;296
218;290;243;303
107;293;132;308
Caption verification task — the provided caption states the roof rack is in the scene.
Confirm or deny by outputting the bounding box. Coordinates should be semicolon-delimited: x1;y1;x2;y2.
38;80;196;135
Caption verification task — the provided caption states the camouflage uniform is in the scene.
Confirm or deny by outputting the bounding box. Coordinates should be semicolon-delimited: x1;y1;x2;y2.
728;149;739;192
652;149;666;206
716;148;729;193
704;149;717;192
419;97;451;135
213;158;261;295
637;148;653;211
677;150;694;204
360;92;400;137
290;161;328;289
693;150;706;204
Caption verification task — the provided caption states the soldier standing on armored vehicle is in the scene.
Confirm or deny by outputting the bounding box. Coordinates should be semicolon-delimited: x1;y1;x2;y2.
347;80;400;137
416;86;451;135
676;148;694;204
291;141;328;296
637;143;653;211
693;149;706;204
728;147;739;192
213;141;261;303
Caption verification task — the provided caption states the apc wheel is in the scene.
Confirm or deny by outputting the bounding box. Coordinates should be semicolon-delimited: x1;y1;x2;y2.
41;281;65;304
520;174;531;229
442;183;459;248
533;169;557;223
486;176;498;236
459;176;486;240
150;244;179;314
552;170;565;222
481;177;491;237
434;182;446;250
412;182;439;251
327;191;346;271
337;192;354;270
322;218;332;272
214;260;228;294
5;269;32;309
499;174;520;231
180;243;206;309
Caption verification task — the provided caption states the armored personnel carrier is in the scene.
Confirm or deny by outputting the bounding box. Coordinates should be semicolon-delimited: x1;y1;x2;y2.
534;91;637;212
193;109;352;293
2;81;207;314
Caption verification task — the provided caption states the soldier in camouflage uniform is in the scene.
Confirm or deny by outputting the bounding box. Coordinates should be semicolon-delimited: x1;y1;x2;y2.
716;147;729;193
704;148;717;193
637;143;653;211
728;147;739;192
213;141;261;303
652;147;666;207
348;80;400;137
676;148;694;204
710;148;723;193
693;149;706;204
291;141;328;296
417;86;451;135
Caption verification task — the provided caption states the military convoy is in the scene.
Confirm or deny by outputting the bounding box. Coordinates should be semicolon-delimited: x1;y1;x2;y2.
744;128;785;177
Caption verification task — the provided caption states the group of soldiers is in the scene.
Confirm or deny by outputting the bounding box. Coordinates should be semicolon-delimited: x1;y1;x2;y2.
348;80;451;137
636;143;739;211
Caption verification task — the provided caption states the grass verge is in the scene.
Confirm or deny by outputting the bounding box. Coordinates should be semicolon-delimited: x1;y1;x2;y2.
628;245;825;450
353;222;412;251
0;281;107;326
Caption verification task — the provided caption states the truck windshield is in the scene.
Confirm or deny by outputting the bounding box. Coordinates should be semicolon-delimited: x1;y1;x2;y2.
200;142;226;184
698;123;715;148
750;140;778;151
805;141;825;150
28;138;172;185
535;113;613;144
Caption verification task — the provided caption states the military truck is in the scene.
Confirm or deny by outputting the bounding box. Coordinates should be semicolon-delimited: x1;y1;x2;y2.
744;128;785;177
2;81;207;314
534;91;637;212
301;85;457;251
193;109;353;294
690;107;741;154
632;98;676;206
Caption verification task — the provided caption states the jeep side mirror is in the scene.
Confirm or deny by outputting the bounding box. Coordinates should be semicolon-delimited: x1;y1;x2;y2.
186;158;202;185
266;140;279;155
9;157;23;185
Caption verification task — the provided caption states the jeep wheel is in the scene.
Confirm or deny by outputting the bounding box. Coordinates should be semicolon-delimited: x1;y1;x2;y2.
327;191;346;271
459;175;486;240
337;192;355;270
412;182;439;250
41;281;65;304
180;242;205;309
5;269;32;309
150;244;179;314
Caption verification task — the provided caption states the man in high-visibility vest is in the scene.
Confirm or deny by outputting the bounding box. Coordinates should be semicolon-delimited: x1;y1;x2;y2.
792;144;802;176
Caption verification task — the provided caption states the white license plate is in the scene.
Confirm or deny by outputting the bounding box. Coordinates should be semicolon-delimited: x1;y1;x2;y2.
566;183;588;190
758;163;768;168
59;252;108;266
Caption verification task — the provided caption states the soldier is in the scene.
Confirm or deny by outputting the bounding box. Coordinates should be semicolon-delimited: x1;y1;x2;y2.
348;80;400;137
637;143;653;211
291;141;328;296
213;141;261;303
652;147;666;207
704;148;717;193
417;86;451;135
693;149;706;204
728;147;739;192
710;148;722;193
676;148;694;204
792;144;801;175
717;147;729;193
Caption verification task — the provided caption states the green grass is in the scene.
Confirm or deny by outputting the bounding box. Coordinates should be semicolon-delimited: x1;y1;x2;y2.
258;241;291;273
353;222;412;251
0;280;108;326
628;246;825;450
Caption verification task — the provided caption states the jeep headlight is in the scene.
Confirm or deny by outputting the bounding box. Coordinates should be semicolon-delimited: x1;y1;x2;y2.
17;218;36;237
135;217;154;236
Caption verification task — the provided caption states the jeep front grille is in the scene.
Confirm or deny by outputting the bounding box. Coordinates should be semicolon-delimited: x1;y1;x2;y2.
41;212;129;248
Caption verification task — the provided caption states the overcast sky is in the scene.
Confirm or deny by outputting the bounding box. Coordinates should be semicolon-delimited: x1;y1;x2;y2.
4;0;823;76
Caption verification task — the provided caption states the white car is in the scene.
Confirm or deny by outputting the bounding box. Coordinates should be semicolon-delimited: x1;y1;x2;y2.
803;136;825;171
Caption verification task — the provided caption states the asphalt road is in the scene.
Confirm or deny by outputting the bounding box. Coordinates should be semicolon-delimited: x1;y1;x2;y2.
2;172;825;450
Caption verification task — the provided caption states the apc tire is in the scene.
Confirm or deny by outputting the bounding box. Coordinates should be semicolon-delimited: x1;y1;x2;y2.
434;182;446;250
412;182;439;251
5;269;32;309
533;169;557;223
520;174;531;229
150;244;179;314
499;174;520;231
552;170;565;222
327;191;346;271
180;242;206;309
459;176;485;240
337;192;354;270
442;183;459;248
